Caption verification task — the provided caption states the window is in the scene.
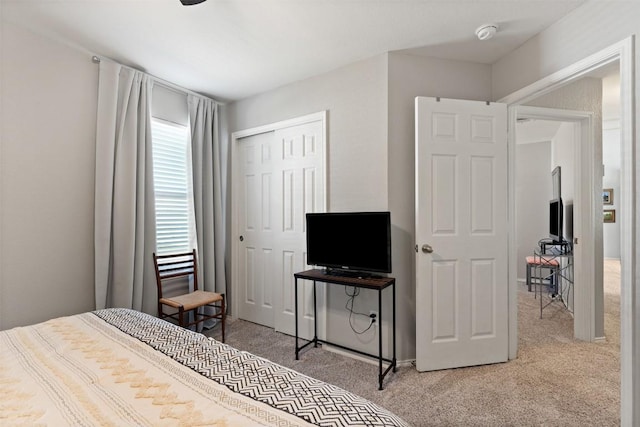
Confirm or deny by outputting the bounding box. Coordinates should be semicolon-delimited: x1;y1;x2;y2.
151;118;193;255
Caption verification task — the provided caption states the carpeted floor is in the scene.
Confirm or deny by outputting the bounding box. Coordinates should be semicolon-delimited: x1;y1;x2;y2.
206;260;620;426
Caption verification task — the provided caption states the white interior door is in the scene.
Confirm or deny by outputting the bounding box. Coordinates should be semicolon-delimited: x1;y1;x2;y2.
415;97;509;371
236;116;325;339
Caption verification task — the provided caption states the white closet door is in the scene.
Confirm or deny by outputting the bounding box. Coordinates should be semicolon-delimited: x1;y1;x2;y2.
237;131;277;328
236;116;325;339
272;121;325;337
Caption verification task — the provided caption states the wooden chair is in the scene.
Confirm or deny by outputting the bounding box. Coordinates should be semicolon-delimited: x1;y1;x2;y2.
153;249;225;341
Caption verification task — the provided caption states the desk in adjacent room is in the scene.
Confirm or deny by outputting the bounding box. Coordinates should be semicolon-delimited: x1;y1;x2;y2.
293;269;397;390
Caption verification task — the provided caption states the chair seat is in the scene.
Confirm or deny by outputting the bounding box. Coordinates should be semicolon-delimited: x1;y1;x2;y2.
525;255;559;267
160;290;223;311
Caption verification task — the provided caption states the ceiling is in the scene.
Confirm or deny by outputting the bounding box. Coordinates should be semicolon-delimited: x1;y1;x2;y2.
516;119;563;145
1;0;586;102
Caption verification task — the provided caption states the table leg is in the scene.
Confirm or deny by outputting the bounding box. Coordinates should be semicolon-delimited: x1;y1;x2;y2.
539;265;543;319
393;281;397;373
295;276;299;360
313;280;318;347
378;288;383;390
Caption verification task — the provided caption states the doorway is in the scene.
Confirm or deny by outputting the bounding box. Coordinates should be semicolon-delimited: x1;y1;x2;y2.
515;106;593;341
501;38;633;422
515;117;575;312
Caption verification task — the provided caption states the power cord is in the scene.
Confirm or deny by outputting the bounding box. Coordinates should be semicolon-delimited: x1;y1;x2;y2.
344;286;376;334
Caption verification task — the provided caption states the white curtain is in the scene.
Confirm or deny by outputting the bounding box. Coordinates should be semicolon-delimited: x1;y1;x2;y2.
188;95;227;298
94;61;157;313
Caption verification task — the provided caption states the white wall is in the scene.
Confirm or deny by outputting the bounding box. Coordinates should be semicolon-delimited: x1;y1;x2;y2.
228;54;389;212
515;140;551;280
552;122;576;205
0;22;97;329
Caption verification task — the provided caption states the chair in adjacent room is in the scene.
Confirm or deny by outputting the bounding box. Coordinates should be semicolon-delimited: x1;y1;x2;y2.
525;254;560;296
153;249;225;341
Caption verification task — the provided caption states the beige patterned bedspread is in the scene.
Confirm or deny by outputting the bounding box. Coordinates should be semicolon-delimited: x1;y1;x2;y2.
0;309;409;427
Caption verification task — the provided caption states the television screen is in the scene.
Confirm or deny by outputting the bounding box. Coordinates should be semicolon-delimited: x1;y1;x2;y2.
306;212;392;274
549;198;563;243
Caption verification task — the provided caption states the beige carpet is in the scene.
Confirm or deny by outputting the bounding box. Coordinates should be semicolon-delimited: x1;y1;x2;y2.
207;261;620;426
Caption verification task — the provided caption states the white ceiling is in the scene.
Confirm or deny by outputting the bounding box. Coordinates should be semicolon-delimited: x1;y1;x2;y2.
1;0;586;102
516;119;563;145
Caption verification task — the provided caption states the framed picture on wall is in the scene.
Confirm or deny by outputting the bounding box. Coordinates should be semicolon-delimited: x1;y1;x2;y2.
603;188;614;205
604;209;616;223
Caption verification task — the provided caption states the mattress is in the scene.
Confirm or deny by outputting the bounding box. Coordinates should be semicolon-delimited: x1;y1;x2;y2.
0;308;409;426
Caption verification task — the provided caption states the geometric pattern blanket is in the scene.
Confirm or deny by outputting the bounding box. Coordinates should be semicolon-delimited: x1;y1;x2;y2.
1;308;409;427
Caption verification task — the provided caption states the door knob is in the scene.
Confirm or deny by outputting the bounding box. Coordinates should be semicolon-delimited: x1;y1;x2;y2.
421;244;433;254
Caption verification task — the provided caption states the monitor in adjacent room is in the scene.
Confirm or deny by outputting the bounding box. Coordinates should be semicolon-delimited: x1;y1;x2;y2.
305;211;392;274
549;198;564;243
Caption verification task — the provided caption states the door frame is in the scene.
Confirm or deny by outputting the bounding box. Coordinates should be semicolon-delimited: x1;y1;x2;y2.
499;37;635;423
514;106;595;342
230;111;328;336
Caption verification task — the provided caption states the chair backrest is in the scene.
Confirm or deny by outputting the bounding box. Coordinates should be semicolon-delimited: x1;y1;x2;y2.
152;249;199;298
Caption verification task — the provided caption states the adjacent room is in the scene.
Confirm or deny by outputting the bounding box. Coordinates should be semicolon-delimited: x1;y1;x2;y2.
1;1;639;425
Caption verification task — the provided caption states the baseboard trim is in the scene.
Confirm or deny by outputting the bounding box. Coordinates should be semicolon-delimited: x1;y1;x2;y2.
594;336;606;343
322;344;414;368
397;359;415;368
322;344;384;366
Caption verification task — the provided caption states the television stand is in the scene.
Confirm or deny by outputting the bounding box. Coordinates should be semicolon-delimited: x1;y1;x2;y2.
293;269;397;390
539;238;572;255
323;268;379;279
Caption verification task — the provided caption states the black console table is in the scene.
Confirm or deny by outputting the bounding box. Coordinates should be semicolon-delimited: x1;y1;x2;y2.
293;269;397;390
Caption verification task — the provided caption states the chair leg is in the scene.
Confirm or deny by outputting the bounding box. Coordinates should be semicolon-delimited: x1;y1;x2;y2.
551;266;558;295
220;295;226;343
526;264;532;292
179;307;185;327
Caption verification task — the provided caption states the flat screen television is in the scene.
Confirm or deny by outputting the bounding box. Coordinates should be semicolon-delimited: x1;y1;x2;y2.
306;211;392;274
549;198;564;243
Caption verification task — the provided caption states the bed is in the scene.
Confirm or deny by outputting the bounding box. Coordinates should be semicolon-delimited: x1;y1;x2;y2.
0;308;409;426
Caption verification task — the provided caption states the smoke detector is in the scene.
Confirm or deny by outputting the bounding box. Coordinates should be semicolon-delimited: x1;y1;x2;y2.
476;24;498;41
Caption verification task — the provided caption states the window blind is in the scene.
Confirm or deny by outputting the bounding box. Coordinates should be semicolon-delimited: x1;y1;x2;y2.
151;118;192;255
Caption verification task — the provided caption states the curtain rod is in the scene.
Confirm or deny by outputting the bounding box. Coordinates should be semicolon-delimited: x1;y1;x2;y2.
92;55;223;106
